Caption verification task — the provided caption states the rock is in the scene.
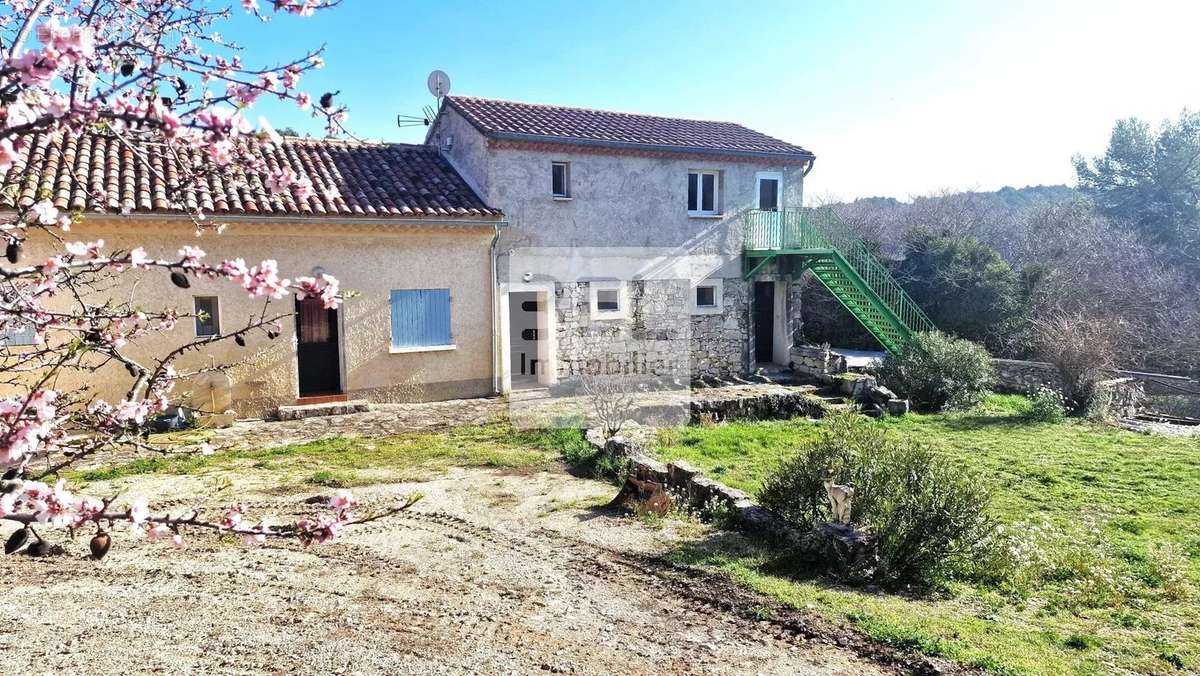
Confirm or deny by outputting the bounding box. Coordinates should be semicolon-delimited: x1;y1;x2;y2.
667;460;701;487
793;522;877;581
885;398;910;415
865;384;896;405
608;477;672;516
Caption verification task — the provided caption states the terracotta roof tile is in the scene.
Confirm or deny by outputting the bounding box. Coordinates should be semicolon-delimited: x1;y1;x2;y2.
446;95;813;160
0;131;501;220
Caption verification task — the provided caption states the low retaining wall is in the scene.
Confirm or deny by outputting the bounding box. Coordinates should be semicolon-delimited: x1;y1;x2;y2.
589;430;795;540
789;345;847;379
991;359;1064;394
1088;377;1147;421
689;390;828;424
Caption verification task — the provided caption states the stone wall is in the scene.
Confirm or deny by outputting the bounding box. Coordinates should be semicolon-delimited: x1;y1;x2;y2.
1087;377;1147;421
991;358;1064;394
591;431;794;540
555;279;751;381
789;344;848;378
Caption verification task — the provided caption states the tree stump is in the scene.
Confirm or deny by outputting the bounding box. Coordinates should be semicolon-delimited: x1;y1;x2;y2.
608;477;673;517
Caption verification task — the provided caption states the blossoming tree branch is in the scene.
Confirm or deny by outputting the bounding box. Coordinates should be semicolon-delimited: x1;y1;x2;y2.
0;0;418;558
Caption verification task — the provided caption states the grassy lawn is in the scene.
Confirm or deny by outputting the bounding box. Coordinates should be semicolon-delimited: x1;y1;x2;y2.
654;395;1200;675
74;424;568;489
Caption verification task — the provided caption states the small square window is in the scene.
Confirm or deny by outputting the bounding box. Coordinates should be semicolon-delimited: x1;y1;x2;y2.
687;170;720;216
194;296;220;337
596;289;620;311
690;279;723;314
551;161;571;198
589;281;627;320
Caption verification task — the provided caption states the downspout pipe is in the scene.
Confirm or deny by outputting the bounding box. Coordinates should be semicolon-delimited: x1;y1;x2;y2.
489;221;503;395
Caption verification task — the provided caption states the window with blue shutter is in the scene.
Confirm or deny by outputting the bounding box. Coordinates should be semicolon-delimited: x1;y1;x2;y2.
390;289;453;349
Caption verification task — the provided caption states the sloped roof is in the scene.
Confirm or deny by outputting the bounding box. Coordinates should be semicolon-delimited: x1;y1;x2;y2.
0;131;501;219
445;95;813;160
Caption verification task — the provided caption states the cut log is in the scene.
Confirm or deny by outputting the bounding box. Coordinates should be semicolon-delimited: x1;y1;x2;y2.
608;477;673;517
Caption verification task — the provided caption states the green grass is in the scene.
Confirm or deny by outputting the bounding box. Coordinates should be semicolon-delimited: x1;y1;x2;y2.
655;395;1200;675
75;423;564;487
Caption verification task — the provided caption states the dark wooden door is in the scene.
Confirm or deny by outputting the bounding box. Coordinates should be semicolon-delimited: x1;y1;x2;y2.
753;282;775;363
296;297;341;396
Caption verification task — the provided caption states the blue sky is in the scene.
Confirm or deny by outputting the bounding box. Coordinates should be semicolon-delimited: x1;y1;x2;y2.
231;1;1200;200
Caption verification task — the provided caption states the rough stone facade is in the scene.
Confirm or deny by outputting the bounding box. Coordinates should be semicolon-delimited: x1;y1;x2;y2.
555;280;691;381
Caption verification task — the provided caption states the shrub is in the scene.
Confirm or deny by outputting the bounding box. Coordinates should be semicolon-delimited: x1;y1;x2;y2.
1026;386;1067;423
759;410;995;588
893;231;1027;355
1029;309;1120;412
877;331;995;411
552;428;626;482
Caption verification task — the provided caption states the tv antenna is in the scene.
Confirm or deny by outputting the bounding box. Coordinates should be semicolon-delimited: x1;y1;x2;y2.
397;69;451;129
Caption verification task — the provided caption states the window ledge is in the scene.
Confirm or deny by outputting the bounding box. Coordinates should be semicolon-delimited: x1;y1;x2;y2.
389;344;457;354
691;306;723;315
590;313;627;322
552;195;573;201
687;213;724;219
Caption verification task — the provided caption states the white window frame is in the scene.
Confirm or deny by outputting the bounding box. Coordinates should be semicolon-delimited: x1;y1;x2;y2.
551;161;571;199
687;169;721;217
756;171;783;211
194;296;220;337
691;278;724;315
589;281;628;321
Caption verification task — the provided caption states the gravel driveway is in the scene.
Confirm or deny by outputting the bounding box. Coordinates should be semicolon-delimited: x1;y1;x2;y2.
1;466;939;674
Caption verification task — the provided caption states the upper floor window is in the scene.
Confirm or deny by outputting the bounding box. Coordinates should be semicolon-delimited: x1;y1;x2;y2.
194;296;220;337
688;170;720;216
551;161;571;198
756;171;782;211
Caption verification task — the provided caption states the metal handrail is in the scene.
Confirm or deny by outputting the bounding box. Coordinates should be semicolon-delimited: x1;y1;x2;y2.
744;207;935;337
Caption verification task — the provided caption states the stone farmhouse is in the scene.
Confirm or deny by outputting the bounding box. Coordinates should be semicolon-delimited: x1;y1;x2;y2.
6;97;933;416
427;96;816;393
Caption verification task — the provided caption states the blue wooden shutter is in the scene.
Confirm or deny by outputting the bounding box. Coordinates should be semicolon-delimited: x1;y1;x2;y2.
390;289;452;348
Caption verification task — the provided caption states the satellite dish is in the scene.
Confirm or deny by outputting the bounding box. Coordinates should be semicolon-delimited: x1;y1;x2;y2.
427;70;451;99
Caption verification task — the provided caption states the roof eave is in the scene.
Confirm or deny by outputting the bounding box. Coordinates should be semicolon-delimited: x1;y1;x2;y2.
0;210;506;227
486;130;815;163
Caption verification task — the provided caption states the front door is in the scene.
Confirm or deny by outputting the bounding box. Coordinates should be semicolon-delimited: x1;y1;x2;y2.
295;297;341;396
753;281;775;363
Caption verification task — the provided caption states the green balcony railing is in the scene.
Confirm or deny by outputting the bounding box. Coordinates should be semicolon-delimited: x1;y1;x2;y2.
744;207;934;351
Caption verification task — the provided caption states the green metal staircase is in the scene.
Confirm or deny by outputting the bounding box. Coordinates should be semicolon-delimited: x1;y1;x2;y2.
743;207;934;354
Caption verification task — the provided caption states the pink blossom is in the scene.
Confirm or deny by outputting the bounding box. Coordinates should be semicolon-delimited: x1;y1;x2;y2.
178;245;206;267
265;167;298;196
0;138;16;171
65;239;104;259
129;497;150;525
329;489;356;514
30;199;59;225
129;247;150;268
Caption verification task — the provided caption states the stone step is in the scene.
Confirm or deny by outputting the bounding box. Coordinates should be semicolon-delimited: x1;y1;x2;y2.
275;400;371;421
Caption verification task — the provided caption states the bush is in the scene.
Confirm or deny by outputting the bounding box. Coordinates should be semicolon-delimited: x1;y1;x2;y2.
551;427;626;482
877;331;995;411
1026;386;1067;422
893;232;1027;355
759;411;995;588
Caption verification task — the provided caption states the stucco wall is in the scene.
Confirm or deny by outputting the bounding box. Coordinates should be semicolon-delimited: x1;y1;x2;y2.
12;219;496;416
